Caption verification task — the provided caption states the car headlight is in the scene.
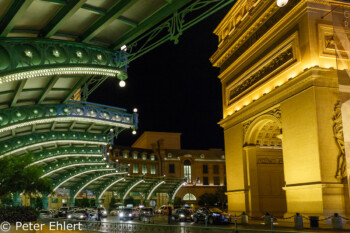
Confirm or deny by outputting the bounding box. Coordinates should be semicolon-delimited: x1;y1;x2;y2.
67;215;72;219
180;214;185;218
129;214;132;217
119;213;124;217
103;211;107;215
213;213;220;217
79;215;84;219
191;215;193;218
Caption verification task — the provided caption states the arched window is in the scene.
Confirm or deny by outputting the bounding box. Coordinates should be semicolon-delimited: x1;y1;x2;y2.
183;193;196;201
184;160;191;182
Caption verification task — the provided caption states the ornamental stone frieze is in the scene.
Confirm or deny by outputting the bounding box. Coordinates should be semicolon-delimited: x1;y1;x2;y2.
229;48;294;101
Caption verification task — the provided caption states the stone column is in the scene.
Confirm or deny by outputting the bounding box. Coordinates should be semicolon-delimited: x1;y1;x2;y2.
244;146;261;216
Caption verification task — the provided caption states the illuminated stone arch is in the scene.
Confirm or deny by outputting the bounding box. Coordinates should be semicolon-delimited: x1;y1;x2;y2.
244;113;282;147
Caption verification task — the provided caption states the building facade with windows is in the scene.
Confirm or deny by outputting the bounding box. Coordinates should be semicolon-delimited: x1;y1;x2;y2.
109;132;226;207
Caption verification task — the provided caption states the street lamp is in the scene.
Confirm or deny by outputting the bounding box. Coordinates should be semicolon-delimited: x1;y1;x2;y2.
119;80;126;87
277;0;288;7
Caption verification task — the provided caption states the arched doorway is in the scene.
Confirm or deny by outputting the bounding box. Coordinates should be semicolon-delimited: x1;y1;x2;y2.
244;114;287;217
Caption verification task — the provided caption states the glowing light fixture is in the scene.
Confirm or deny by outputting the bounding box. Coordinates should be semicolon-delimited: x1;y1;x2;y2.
119;80;126;87
277;0;288;7
132;130;137;135
121;45;127;51
133;108;138;113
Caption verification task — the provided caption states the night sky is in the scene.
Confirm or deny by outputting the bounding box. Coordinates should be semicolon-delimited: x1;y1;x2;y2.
89;5;233;150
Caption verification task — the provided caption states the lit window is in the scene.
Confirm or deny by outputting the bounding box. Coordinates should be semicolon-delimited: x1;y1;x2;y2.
184;160;191;182
142;154;146;160
151;155;155;161
151;165;156;174
133;153;138;159
142;164;147;174
183;193;196;201
123;152;128;158
133;164;138;173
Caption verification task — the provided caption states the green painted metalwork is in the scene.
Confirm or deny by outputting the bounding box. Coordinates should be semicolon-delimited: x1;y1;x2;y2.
37;76;60;104
0;101;137;138
119;178;145;200
42;0;87;38
0;0;34;36
40;157;107;178
111;0;191;50
28;147;103;166
0;38;121;82
71;172;127;198
0;131;108;158
80;0;138;43
10;79;27;107
169;179;186;201
145;180;166;200
52;165;116;191
113;0;236;67
94;176;137;200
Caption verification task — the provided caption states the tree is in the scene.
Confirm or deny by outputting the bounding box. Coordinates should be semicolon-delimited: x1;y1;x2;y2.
1;195;13;207
0;154;53;198
35;197;43;210
198;193;218;206
215;186;227;210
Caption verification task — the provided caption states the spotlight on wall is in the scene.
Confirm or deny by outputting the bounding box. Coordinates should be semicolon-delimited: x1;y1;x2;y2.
277;0;288;7
119;80;126;87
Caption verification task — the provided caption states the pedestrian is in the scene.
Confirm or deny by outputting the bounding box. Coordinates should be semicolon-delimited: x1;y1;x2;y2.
167;206;172;224
97;208;102;221
85;209;90;220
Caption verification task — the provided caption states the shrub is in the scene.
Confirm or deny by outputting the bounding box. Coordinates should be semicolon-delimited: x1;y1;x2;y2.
0;206;38;223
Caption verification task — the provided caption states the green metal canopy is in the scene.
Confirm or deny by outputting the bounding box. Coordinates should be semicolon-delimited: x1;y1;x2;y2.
0;0;234;205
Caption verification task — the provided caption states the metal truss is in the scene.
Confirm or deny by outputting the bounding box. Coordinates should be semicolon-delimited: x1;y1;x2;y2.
0;101;138;135
40;157;107;178
114;0;236;68
0;131;108;158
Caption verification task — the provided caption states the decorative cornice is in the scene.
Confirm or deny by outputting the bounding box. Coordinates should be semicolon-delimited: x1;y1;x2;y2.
257;156;283;164
211;0;302;69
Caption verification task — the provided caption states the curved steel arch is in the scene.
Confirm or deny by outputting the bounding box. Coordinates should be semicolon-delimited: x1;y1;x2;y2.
121;179;145;200
0;102;137;135
27;147;103;167
52;166;116;192
146;180;166;200
71;172;127;198
0;38;123;84
40;157;107;178
0;131;108;158
170;181;187;201
96;177;127;200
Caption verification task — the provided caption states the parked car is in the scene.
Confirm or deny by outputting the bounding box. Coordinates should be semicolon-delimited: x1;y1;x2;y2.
39;210;53;219
57;207;71;218
67;210;87;220
110;208;120;216
118;208;133;220
193;207;230;224
138;207;154;220
172;208;193;222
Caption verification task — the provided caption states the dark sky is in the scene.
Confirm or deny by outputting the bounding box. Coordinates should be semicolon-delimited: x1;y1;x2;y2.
89;5;233;150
